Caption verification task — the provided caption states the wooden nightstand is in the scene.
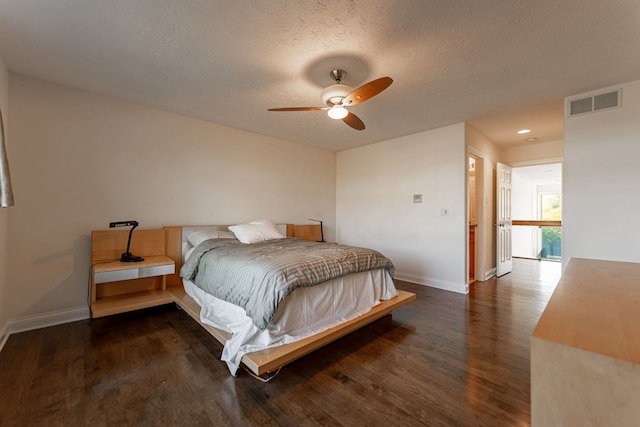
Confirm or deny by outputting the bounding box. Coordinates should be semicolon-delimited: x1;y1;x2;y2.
90;256;175;318
90;229;175;318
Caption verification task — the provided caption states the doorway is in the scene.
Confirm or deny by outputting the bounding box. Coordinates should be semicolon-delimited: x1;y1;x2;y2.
468;157;477;283
468;152;485;285
512;163;563;262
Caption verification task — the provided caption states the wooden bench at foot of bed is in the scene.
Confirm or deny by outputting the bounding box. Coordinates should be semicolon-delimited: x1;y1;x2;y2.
168;285;416;376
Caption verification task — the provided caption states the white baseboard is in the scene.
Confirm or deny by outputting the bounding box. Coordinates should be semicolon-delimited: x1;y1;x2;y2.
483;267;496;281
394;272;467;294
7;306;90;336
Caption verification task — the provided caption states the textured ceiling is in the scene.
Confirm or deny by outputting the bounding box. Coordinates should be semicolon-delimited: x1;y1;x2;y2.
0;1;639;151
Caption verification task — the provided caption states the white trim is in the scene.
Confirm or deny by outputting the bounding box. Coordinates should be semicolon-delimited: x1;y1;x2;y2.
471;267;496;282
7;306;90;335
394;272;467;294
509;157;563;168
483;267;497;281
467;146;485;158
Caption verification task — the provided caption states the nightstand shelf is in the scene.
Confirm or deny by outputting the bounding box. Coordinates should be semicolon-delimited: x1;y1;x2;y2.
90;229;175;318
91;288;175;318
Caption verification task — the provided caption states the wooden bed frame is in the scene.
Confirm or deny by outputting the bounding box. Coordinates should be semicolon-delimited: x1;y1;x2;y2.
163;224;416;377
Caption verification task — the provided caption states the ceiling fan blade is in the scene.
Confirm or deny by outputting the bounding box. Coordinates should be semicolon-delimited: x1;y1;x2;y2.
343;77;393;106
268;107;328;111
343;112;365;130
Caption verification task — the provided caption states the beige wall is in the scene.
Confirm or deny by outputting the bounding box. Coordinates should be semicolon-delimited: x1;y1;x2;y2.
337;123;468;293
336;121;554;290
6;73;336;324
500;139;563;166
0;56;8;343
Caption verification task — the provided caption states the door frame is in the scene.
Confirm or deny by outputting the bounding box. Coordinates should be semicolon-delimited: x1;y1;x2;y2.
467;147;486;284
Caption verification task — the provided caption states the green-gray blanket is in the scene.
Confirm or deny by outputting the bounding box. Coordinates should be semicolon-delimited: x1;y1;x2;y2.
180;238;394;331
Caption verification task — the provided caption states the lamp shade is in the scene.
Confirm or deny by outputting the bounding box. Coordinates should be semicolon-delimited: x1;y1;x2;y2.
327;106;348;120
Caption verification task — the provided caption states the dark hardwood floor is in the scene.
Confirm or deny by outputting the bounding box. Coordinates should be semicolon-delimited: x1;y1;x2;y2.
0;259;560;426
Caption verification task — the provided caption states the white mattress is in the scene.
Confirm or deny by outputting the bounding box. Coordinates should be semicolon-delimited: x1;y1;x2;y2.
183;268;398;375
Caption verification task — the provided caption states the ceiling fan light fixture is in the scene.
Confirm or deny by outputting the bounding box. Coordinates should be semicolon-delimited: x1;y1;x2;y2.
267;69;392;131
328;106;348;120
321;83;353;107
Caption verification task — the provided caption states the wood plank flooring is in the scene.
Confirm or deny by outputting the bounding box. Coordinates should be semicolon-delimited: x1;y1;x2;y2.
0;259;560;426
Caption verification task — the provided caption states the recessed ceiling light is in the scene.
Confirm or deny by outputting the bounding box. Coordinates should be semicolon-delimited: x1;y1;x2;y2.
526;137;538;142
517;129;531;134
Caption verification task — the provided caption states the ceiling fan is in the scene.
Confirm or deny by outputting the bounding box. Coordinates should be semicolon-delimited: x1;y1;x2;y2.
268;69;393;130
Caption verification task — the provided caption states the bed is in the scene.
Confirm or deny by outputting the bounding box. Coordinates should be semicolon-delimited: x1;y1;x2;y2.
164;221;416;379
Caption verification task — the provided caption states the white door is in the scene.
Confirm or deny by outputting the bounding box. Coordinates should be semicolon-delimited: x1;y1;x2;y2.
496;162;512;277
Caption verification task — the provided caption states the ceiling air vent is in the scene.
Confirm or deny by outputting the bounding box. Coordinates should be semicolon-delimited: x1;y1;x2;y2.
594;91;619;110
568;89;621;117
569;97;592;115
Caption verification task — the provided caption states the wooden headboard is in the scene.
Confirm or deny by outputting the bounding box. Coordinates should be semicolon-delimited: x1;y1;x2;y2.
163;223;322;288
285;224;323;242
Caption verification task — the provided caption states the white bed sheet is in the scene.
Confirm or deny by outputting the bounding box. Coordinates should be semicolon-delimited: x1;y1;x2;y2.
183;268;398;375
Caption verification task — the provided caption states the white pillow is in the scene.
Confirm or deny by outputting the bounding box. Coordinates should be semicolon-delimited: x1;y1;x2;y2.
228;219;285;244
186;229;236;247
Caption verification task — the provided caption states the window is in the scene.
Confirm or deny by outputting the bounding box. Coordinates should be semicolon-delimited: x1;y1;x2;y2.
539;193;561;260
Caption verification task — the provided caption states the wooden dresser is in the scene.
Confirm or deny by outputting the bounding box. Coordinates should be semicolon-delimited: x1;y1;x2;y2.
531;258;640;426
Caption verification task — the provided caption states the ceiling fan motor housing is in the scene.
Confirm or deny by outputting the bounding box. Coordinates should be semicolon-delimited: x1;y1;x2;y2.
321;83;353;107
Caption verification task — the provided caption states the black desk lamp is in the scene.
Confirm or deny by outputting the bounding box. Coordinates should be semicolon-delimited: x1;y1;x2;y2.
308;218;325;242
109;220;144;262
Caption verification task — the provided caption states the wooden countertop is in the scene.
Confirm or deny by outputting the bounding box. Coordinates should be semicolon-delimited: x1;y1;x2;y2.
532;257;640;364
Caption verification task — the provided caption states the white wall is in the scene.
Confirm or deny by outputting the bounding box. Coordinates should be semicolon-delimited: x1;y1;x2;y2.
564;80;640;265
6;73;336;328
512;172;538;258
0;56;9;346
337;123;468;293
